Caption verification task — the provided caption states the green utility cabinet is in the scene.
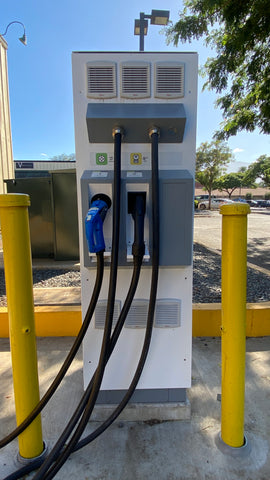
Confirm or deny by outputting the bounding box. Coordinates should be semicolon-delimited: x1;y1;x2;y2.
51;171;79;260
5;171;79;260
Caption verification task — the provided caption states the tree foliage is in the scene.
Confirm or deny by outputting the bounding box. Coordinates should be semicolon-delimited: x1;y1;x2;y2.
50;153;76;162
215;172;256;198
196;140;233;207
244;154;270;186
166;0;270;138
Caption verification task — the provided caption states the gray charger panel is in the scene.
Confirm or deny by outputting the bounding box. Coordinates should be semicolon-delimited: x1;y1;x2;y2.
86;103;186;143
159;170;193;266
81;169;193;268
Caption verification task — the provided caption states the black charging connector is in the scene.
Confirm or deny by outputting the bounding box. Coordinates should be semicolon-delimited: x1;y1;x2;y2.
128;192;146;260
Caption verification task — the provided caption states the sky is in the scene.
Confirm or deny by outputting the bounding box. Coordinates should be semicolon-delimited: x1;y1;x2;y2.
2;0;270;172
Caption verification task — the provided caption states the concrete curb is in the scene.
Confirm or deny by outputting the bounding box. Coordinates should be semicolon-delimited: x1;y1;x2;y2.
0;303;269;338
192;302;270;337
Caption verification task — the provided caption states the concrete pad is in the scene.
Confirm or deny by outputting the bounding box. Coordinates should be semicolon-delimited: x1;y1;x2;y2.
1;337;270;479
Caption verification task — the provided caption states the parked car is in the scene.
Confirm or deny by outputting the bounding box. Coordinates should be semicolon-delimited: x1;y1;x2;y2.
233;197;248;203
195;194;216;201
256;200;270;208
246;199;258;207
198;198;234;210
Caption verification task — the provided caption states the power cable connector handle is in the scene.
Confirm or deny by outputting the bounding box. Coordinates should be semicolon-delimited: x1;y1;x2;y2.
85;194;111;253
130;193;146;260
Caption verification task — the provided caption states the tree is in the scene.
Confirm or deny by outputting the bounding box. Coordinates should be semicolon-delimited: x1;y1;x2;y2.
50;153;76;162
166;0;270;139
244;154;270;187
215;172;256;198
196;140;233;208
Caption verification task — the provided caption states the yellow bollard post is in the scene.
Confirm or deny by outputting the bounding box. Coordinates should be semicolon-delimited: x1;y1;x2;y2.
220;202;250;448
0;194;43;459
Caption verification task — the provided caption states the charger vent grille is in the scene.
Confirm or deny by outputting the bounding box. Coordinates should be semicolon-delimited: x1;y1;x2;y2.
95;300;121;329
125;300;148;328
121;62;150;98
155;299;181;327
155;62;184;98
87;62;116;98
124;299;181;328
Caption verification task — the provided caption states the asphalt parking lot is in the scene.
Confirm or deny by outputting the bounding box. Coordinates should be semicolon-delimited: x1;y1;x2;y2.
194;209;270;272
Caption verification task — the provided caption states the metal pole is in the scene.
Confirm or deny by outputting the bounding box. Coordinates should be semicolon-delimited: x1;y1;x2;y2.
0;194;43;458
139;12;145;52
220;203;250;448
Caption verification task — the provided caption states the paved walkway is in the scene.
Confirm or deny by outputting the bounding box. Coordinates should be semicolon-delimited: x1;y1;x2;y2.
1;337;269;479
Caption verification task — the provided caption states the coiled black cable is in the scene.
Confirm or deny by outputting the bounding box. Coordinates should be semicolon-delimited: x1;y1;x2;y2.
4;129;160;480
2;456;47;480
32;130;123;480
30;194;146;480
40;129;160;480
1;252;104;480
0;253;104;451
30;258;142;480
71;129;160;451
74;129;160;451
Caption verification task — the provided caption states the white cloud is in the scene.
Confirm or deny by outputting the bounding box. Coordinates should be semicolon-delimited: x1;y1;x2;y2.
233;148;244;153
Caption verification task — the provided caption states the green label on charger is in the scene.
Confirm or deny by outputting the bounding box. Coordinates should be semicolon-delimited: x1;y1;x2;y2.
96;153;108;165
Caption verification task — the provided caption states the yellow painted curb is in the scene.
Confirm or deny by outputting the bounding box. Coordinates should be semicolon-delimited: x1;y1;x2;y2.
192;303;270;337
0;303;269;338
0;306;82;338
34;306;82;337
192;304;222;337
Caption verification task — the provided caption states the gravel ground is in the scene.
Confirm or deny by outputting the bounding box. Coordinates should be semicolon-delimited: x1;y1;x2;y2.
0;243;269;305
193;243;270;303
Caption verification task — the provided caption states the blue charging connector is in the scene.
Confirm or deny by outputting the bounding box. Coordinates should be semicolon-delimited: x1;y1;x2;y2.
85;194;111;253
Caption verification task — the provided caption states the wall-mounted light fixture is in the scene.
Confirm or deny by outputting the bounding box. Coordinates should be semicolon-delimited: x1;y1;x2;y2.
1;21;27;46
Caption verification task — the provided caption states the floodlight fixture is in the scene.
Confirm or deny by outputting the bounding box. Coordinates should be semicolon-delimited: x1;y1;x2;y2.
134;9;170;51
134;19;148;36
1;21;27;46
150;9;170;25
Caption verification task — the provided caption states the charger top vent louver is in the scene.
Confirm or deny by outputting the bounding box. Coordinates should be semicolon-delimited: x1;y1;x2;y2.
121;62;150;99
87;61;116;99
155;62;185;98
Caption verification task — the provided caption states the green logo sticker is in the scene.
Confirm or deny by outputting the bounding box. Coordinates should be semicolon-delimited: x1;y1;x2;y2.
96;153;108;165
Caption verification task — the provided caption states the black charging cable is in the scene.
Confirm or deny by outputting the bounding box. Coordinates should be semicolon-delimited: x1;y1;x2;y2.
1;251;104;480
32;128;123;480
0;252;104;450
39;128;160;480
29;193;146;480
30;261;143;480
4;128;160;480
3;128;122;480
72;128;160;452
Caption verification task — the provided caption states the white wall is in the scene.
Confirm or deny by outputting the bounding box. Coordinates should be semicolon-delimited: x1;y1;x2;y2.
0;36;14;193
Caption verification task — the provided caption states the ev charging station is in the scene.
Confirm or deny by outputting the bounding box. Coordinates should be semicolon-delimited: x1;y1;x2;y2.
72;51;197;409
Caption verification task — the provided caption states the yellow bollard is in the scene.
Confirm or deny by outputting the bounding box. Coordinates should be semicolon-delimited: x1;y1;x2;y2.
220;202;250;448
0;194;43;458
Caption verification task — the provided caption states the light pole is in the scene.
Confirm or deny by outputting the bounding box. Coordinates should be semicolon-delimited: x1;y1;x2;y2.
134;9;170;51
0;21;27;45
